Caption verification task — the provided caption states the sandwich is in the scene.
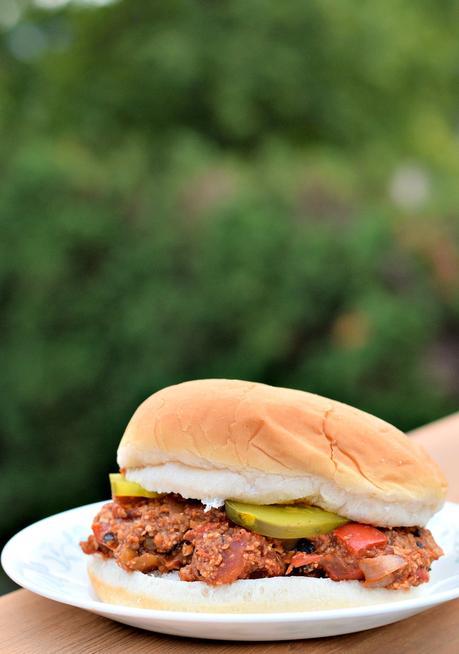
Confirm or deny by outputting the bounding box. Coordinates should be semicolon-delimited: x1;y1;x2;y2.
80;379;447;612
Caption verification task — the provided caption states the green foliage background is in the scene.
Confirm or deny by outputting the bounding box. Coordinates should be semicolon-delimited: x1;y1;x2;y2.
0;0;458;592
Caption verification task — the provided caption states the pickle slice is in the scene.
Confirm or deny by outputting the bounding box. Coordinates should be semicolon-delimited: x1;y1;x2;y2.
109;473;159;499
225;500;348;538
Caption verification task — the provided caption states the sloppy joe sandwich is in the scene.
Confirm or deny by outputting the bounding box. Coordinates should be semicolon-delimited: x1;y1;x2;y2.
80;379;447;612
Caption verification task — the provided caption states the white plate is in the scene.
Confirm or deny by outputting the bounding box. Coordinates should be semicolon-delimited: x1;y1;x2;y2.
2;501;459;641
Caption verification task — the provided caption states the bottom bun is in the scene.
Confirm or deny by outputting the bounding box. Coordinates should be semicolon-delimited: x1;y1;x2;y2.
88;556;422;613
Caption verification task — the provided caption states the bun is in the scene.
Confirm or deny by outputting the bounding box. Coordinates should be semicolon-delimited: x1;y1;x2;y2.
88;556;421;613
117;379;446;526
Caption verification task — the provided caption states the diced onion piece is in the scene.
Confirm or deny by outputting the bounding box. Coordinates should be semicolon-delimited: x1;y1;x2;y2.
359;554;407;587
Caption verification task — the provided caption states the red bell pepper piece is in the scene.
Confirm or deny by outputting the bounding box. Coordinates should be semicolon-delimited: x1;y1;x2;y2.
333;523;387;555
320;554;364;581
289;552;322;568
286;552;322;575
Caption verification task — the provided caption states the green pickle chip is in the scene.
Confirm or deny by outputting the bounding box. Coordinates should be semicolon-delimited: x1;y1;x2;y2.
225;499;348;539
109;473;159;499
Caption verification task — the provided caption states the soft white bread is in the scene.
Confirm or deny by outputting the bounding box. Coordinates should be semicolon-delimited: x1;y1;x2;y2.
117;379;447;527
88;556;422;613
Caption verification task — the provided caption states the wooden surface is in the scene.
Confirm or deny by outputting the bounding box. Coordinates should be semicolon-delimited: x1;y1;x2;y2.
1;588;458;654
1;413;458;654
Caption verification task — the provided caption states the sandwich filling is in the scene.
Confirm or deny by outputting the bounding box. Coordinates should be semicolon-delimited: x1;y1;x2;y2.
80;494;442;590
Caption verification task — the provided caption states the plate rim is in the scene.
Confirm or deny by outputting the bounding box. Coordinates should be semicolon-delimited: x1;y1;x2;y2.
2;500;459;624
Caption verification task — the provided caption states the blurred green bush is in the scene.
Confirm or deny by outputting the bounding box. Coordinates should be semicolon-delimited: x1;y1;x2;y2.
0;0;458;592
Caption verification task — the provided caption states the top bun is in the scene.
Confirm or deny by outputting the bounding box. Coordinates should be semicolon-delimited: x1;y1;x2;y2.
117;379;447;527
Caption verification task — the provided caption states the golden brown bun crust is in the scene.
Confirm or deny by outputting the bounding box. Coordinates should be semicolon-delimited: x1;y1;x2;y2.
117;379;447;524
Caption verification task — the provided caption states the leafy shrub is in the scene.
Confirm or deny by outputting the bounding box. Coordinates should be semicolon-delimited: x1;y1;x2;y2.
0;0;458;592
